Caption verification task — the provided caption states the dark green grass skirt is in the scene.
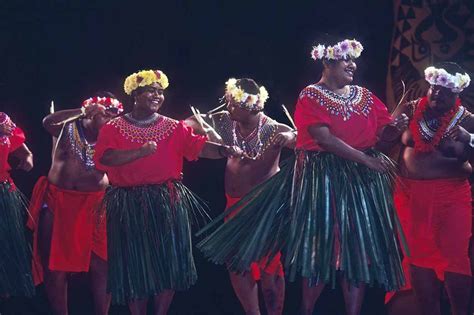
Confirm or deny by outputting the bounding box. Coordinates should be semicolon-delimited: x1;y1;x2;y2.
287;150;405;291
0;181;34;297
104;181;208;304
197;150;405;291
197;157;294;273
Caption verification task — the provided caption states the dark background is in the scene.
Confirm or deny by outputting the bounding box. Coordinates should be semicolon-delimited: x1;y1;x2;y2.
1;0;406;314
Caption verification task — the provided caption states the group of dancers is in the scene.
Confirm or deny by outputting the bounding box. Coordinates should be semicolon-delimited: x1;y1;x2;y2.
0;36;472;315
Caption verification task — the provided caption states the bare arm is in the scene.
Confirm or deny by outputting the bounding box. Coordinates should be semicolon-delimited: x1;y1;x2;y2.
272;123;297;149
43;109;84;137
199;142;242;159
10;143;34;171
99;141;156;167
309;124;389;172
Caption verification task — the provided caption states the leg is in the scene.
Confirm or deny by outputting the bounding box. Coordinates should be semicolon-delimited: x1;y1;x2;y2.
260;272;285;315
409;264;441;315
38;207;69;315
386;291;420;315
89;253;111;315
340;277;366;315
300;278;325;315
444;271;471;315
153;290;175;315
229;271;261;315
129;298;148;315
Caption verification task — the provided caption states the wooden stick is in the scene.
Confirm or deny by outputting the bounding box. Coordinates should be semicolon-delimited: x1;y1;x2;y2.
281;104;297;129
207;103;226;114
391;80;411;115
190;106;222;141
50;100;55;114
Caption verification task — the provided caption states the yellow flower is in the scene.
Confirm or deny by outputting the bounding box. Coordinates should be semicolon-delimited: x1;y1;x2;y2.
124;69;170;95
326;47;335;60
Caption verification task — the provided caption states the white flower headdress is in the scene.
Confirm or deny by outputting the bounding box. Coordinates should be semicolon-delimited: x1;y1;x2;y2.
311;39;363;61
424;66;471;93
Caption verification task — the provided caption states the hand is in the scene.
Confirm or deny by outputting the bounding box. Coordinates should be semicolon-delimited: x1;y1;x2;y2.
221;145;243;158
139;141;157;157
447;125;471;144
362;155;390;172
17;154;33;172
84;104;106;119
0;122;14;137
273;131;296;148
390;113;409;132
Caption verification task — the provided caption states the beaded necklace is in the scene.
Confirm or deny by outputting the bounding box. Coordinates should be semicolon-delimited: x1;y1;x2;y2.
111;113;178;143
300;84;373;121
66;120;95;170
212;112;278;160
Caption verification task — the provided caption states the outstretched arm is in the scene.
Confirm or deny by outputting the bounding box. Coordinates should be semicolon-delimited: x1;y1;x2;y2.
43;105;106;137
272;123;297;149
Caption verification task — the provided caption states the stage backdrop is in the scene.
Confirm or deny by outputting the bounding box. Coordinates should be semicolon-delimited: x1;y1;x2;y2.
386;0;474;110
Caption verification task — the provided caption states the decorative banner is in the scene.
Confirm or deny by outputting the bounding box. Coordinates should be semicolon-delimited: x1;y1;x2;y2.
386;0;474;110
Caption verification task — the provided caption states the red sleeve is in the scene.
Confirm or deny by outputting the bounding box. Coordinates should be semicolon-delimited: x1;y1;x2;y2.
295;87;332;130
178;121;207;161
372;93;392;131
9;127;26;152
93;123;119;172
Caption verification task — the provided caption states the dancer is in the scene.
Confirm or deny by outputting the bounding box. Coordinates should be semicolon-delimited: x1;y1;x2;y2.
188;78;296;315
0;112;34;298
388;63;472;315
94;69;239;315
28;94;123;315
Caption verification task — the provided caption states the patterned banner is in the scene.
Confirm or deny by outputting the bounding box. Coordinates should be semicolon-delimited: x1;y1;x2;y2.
386;0;474;110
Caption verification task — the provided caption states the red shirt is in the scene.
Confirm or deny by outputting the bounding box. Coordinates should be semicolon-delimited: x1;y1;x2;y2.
294;84;392;151
94;115;206;187
0;127;26;181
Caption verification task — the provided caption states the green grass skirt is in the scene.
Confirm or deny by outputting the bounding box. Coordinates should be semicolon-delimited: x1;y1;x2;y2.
0;181;34;297
103;181;208;304
198;150;406;291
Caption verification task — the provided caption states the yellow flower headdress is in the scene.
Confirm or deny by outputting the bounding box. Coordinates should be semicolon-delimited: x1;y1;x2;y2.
124;70;169;95
225;78;269;111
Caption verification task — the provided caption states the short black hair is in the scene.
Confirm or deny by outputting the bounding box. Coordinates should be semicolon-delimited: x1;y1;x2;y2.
92;91;117;99
236;78;260;94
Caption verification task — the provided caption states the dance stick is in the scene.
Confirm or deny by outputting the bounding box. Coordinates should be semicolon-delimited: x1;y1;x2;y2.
50;100;55;114
281;104;297;130
190;105;222;141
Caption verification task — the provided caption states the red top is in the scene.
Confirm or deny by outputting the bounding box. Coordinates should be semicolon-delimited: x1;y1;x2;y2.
294;84;392;151
0;127;26;181
94;115;207;187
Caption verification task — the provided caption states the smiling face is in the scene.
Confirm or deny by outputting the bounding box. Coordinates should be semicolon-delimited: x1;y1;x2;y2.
132;82;165;116
323;58;357;86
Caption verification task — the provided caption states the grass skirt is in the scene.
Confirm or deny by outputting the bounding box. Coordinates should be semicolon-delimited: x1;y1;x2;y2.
103;181;208;304
197;157;294;274
287;150;405;290
197;151;406;291
0;181;34;297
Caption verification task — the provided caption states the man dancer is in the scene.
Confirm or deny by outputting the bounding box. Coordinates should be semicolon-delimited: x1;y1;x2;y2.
389;63;473;315
187;78;296;315
27;94;123;315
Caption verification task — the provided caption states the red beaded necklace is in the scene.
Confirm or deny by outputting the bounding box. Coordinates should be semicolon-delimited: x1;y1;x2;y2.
409;96;461;152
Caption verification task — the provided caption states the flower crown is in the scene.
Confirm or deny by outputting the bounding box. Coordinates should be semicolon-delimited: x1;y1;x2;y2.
224;78;269;111
124;70;169;95
0;112;15;145
82;97;124;114
424;66;471;93
311;39;364;61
